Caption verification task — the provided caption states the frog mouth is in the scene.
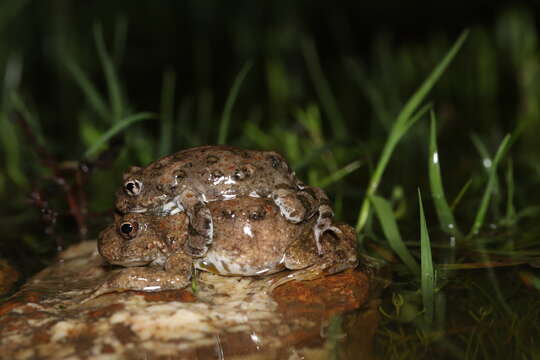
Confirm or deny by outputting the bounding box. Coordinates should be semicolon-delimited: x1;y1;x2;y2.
110;259;152;267
129;208;148;213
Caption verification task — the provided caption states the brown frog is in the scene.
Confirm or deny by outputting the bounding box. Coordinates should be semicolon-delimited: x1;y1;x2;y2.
115;145;339;257
94;197;358;296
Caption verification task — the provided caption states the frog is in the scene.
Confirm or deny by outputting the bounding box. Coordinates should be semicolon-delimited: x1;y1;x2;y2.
115;145;339;257
93;197;358;297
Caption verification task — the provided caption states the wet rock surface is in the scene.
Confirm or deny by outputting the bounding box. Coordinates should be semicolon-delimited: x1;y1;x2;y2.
0;241;378;359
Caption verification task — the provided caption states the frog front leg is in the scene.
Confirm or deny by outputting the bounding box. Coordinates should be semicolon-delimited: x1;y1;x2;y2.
304;185;342;255
176;188;213;257
271;185;340;254
271;186;314;223
86;253;193;301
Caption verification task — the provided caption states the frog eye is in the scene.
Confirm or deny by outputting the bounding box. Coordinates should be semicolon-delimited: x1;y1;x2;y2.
124;179;143;196
119;221;139;240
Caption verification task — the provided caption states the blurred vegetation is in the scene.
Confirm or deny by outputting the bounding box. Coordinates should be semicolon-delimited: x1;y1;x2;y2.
1;1;540;358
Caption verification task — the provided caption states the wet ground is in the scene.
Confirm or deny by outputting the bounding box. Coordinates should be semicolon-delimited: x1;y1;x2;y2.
0;241;379;359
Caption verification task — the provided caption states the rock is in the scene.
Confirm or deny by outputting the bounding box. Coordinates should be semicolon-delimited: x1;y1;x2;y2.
0;259;20;297
0;241;379;359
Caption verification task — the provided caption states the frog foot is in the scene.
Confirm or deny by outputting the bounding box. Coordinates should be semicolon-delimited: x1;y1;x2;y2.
313;204;341;255
81;283;116;303
83;267;193;303
267;264;328;291
81;270;136;303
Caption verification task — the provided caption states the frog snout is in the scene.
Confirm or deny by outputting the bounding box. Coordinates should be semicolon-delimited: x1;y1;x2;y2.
97;226;125;263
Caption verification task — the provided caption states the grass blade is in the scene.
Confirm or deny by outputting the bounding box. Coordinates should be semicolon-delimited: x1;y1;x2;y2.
344;58;393;126
428;110;461;238
371;195;420;274
504;157;516;224
158;69;176;157
469;134;512;236
64;59;109;120
318;160;363;188
470;133;502;204
418;189;435;325
356;102;431;231
10;92;46;147
451;178;472;210
356;30;469;233
0;112;27;187
94;23;123;123
302;37;346;139
84;112;155;158
1;54;27;187
217;61;252;145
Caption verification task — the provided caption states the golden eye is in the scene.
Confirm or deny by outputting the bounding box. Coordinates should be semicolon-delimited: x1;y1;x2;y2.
124;179;143;196
119;221;138;239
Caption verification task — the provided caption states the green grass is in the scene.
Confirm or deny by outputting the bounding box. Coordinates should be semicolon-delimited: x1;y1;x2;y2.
371;194;419;274
94;23;124;123
302;37;347;139
428;110;461;239
65;58;109;120
355;30;469;232
468;134;512;236
418;189;435;326
84;112;156;158
217;61;253;145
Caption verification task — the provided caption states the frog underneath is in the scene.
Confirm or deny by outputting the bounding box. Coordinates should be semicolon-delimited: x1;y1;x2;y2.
95;197;358;296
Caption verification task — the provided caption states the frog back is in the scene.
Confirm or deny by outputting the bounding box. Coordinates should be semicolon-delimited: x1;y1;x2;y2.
147;145;297;201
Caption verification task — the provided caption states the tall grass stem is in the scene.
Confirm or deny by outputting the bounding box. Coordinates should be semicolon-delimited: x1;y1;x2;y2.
355;30;469;233
217;61;253;145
